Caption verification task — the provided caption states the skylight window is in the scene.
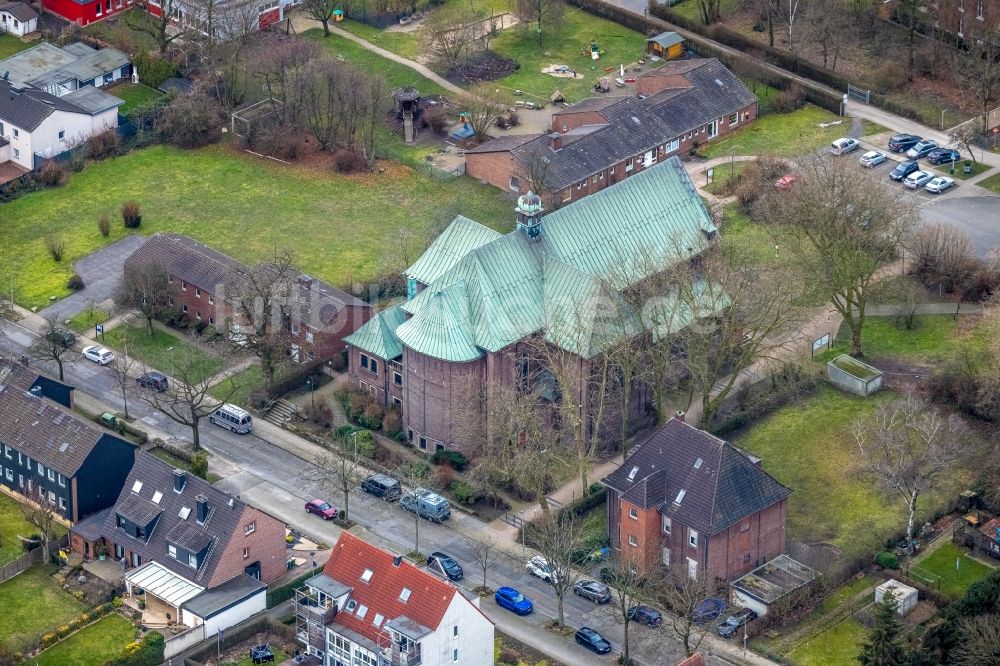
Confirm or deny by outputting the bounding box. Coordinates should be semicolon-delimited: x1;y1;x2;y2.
132;480;143;493
631;116;641;125
361;569;374;583
373;613;384;628
152;491;163;504
399;588;411;602
715;79;724;86
627;466;639;481
674;489;686;505
694;458;703;469
179;506;191;520
59;442;69;453
356;604;368;619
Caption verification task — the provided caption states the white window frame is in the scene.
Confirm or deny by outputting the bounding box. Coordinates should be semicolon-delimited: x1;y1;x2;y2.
625;157;634;172
666;138;680;154
629;507;638;520
689;528;698;547
168;544;177;558
662;547;670;566
245;521;256;535
628;534;638;547
663;515;671;534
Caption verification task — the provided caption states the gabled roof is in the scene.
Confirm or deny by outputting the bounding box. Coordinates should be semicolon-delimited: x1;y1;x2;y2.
405;215;502;286
603;419;791;535
396;282;482;362
0;1;37;21
647;31;685;48
319;532;478;645
0;78;91;132
465;132;543;154
344;304;407;361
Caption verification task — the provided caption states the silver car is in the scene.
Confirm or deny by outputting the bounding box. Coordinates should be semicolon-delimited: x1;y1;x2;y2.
903;170;934;189
830;138;860;155
859;150;886;168
924;176;955;193
81;345;114;365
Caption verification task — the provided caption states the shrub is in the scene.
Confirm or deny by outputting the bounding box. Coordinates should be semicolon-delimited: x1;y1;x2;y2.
432;463;455;489
420;106;449;134
97;213;111;237
78;612;89;624
875;551;899;569
72;590;85;601
107;631;165;666
383;407;403;436
450;480;479;505
121;201;142;228
260;124;304;160
333;148;367;174
190;452;208;479
39;160;66;186
158;92;225;149
499;648;519;664
872;62;909;92
133;50;179;89
351;430;377;458
87;129;122;161
41;633;57;648
66;273;85;291
771;83;806;113
431;450;469;471
57;624;71;637
44;235;66;261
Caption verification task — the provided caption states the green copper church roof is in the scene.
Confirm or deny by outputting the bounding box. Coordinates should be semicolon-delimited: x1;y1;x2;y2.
405;215;503;286
395;282;482;362
343;303;407;360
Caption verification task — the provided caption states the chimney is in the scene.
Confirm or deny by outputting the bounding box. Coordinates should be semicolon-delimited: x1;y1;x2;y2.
195;494;209;524
549;132;562;151
393;555;403;567
173;469;186;493
673;410;685;423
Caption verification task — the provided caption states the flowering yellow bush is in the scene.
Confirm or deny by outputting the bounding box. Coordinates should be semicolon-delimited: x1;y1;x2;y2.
41;633;57;647
122;641;142;656
57;625;71;636
79;613;90;624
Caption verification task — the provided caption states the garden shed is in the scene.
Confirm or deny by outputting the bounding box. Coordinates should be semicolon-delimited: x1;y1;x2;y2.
645;32;686;60
826;354;883;396
730;555;819;617
875;579;918;616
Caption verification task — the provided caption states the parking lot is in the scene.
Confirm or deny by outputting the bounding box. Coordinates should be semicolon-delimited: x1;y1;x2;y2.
828;139;965;204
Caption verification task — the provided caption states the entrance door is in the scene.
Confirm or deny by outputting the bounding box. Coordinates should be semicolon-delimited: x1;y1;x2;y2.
687;557;698;580
708;120;719;139
244;561;261;580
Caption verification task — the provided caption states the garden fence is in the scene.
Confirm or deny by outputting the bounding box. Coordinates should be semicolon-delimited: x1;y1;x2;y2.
0;534;69;585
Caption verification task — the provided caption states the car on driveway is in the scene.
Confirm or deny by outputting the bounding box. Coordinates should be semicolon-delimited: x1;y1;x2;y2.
888;133;921;153
859;150;887;168
693;597;726;624
304;499;340;520
830;138;860;155
82;345;114;365
574;627;612;655
495;586;533;615
906;140;939;159
46;328;76;348
926;148;961;165
525;555;559;584
136;371;168;392
774;173;800;190
627;605;663;627
889;160;920;182
718;607;759;638
925;176;955;194
573;580;612;604
426;551;463;581
904;170;934;189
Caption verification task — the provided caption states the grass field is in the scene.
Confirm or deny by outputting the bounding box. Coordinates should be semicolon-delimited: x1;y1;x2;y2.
67;305;112;334
979;171;1000;194
703;105;848;159
107;82;165;115
102;322;225;385
952;161;991;180
33;614;137;666
911;542;994;598
0;493;43;565
0;33;28;59
83;9;163;53
209;365;263;406
0;566;87;651
787;618;867;666
0;144;512;310
334;19;423;60
819;314;987;365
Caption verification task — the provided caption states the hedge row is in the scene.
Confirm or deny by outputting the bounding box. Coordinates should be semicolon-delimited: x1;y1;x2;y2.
105;631;165;666
266;570;316;608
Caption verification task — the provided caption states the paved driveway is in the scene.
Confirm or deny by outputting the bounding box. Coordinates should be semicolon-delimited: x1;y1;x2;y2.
37;235;147;322
921;195;1000;257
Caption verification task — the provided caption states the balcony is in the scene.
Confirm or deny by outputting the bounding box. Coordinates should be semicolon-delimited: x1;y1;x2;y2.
294;589;336;650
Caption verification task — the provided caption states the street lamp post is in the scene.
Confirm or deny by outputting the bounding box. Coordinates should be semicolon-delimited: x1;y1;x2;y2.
307;376;315;413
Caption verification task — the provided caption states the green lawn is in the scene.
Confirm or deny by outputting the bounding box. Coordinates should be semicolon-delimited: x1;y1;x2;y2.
911;542;994;598
34;614;137;666
704;161;749;195
0;493;42;565
820;315;987;365
209;364;263;406
335;19;423;60
703;105;848;159
107;82;164;115
787;618;867;666
83;9;162;53
149;446;221;483
861;120;889;136
978;171;1000;194
0;566;88;651
102;322;225;384
303;30;448;97
66;305;112;334
819;574;876;614
0;33;29;59
0;144;512;310
720;204;814;280
952;161;991;180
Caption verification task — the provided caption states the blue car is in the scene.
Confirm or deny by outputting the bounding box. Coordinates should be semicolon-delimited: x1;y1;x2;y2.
926;148;961;165
495;586;533;615
693;597;726;624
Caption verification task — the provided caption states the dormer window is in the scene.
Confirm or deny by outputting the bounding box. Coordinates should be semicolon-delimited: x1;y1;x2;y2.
399;587;411;602
188;553;198;568
694;458;703;469
168;544;177;558
360;569;373;583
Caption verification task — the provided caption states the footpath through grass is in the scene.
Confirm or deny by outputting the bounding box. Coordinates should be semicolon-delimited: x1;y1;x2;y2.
0;144;512;310
33;614;137;666
0;566;87;651
703;105;848;159
911;542;993;598
102;322;225;385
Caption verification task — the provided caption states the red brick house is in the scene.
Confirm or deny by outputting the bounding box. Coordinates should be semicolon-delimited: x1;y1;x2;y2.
125;233;372;365
602;417;790;582
466;59;757;207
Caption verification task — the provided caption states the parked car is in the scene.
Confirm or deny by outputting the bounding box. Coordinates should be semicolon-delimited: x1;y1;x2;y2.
136;371;168;392
925;176;955;193
859;150;887;168
889;160;920;182
525;555;559;584
46;328;76;348
495;587;533;615
774;173;800;190
574;627;612;655
304;499;340;520
82;345;114;365
573;580;612;604
888;133;921;153
926;148;961;165
627;605;663;627
906;140;939;159
361;473;402;501
830;138;860;155
400;488;451;522
904;170;934;189
693;597;726;624
426;551;464;581
718;607;759;638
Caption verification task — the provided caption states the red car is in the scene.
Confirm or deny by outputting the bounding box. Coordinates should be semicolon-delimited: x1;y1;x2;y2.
305;499;340;520
774;174;800;191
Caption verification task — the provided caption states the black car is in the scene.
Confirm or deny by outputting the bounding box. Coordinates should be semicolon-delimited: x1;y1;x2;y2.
718;607;759;638
426;551;463;581
888;133;921;153
574;627;612;654
627;604;663;627
889;160;920;182
45;328;76;348
926;148;961;165
573;580;612;604
360;473;401;501
136;371;169;392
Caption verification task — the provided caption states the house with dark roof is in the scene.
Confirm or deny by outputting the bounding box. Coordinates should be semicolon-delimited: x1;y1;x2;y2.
602;416;791;581
0;358;135;523
295;531;494;666
124;233;373;365
466;58;756;206
346;160;723;453
0;1;37;36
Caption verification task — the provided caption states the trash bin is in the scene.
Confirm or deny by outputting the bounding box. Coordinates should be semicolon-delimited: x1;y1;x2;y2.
100;413;117;429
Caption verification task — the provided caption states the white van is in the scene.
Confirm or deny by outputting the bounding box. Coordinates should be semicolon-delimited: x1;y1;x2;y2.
209;404;253;434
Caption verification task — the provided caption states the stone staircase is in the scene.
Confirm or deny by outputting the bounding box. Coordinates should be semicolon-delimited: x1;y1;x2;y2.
263;398;298;426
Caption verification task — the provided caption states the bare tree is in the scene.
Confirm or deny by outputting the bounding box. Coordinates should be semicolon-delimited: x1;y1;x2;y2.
460;85;509;140
21;499;58;564
953;614;1000;666
305;0;339;36
602;555;659;663
109;336;142;420
951;125;981;166
809;0;846;69
852;394;967;558
514;0;563;44
909;223;979;296
785;0;803;54
30;317;73;382
520;152;552;198
119;261;171;337
654;566;722;657
530;511;585;627
301;450;362;522
130;0;191;54
956;30;1000;133
424;6;479;72
759;158;916;357
697;0;722;24
466;536;495;590
396;461;432;556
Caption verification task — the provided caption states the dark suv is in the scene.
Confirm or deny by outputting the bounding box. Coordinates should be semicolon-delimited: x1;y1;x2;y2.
46;328;76;348
426;551;463;581
888;134;921;153
136;371;168;392
574;627;612;654
889;160;920;182
361;473;401;501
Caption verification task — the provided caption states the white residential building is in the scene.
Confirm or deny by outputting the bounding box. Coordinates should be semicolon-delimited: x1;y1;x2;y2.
0;1;37;36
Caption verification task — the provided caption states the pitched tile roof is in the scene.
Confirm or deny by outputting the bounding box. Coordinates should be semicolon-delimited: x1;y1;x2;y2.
465;132;543;154
0;78;91;132
603;419;791;535
0;1;37;21
319;532;465;645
